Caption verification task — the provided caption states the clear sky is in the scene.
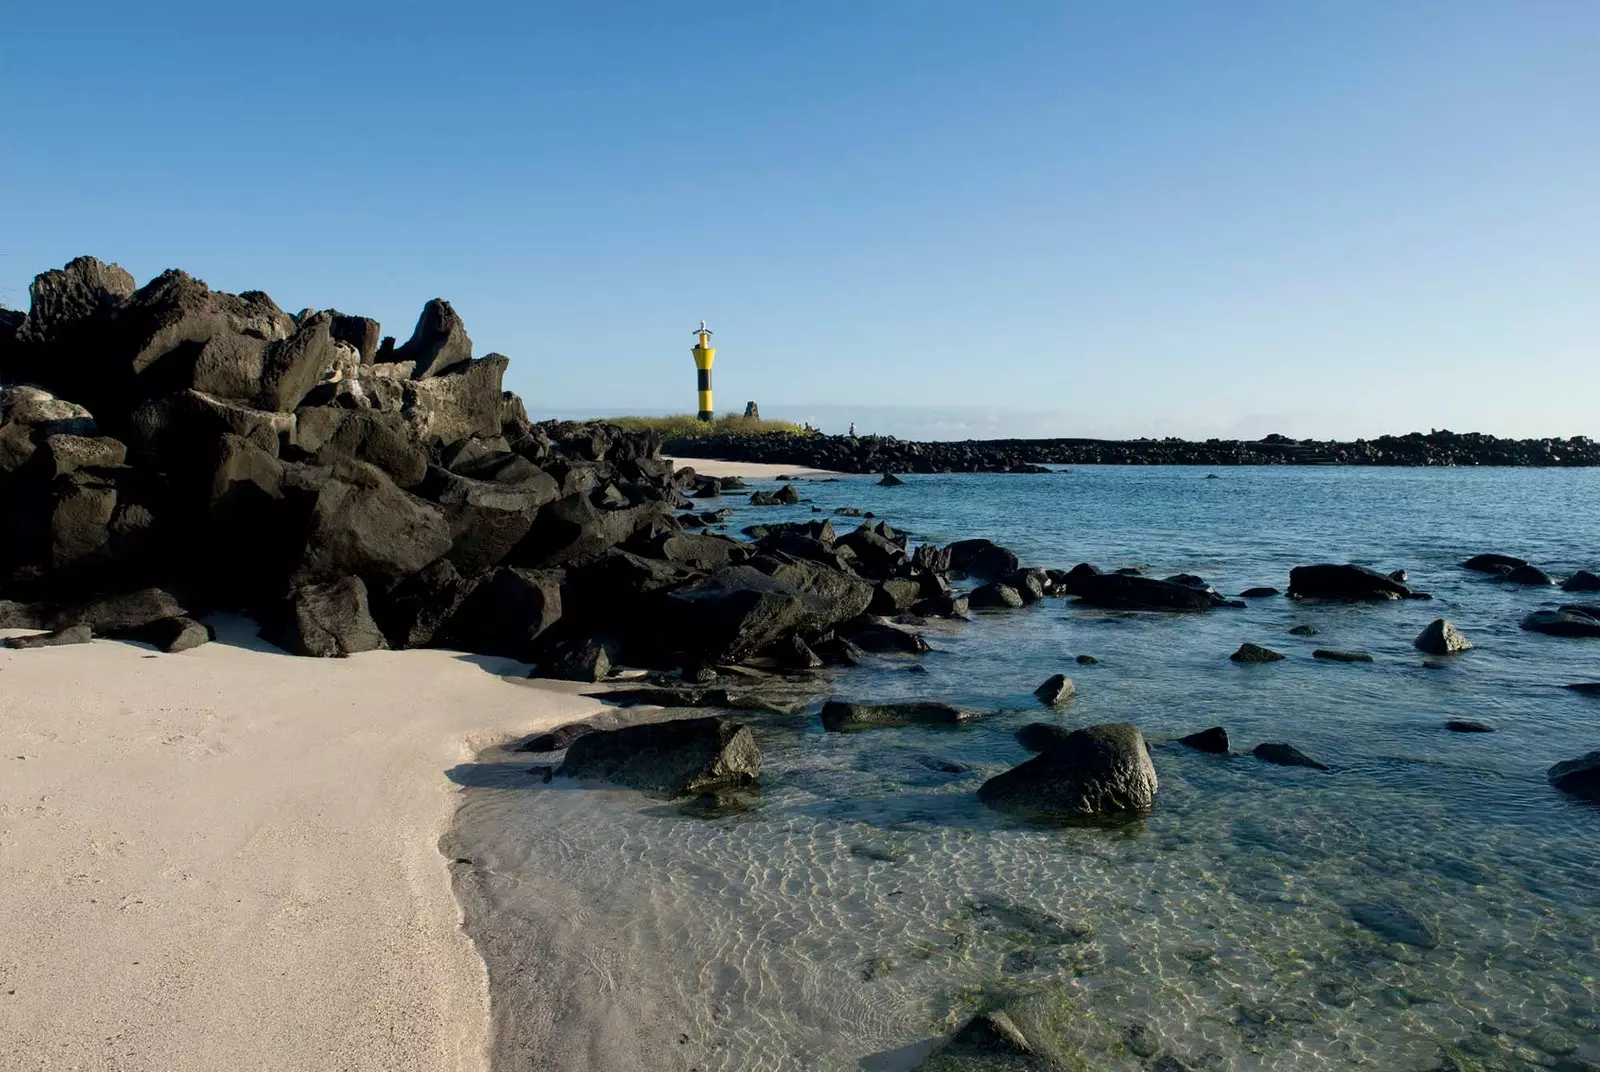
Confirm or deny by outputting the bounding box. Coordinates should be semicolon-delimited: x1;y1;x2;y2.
4;2;1597;440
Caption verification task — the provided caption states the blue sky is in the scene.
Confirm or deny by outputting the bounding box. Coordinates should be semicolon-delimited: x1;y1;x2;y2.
4;2;1597;439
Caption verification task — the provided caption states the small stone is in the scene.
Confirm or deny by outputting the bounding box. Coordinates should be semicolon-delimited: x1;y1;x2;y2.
1075;654;1098;665
1230;642;1285;663
1288;624;1319;636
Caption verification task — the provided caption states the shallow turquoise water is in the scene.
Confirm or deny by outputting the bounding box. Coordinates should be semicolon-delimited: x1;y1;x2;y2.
450;466;1600;1071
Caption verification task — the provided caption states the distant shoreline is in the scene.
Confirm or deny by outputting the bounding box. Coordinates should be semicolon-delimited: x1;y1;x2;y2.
659;429;1600;473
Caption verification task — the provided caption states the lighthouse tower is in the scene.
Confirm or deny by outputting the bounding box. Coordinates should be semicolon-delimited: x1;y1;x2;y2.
691;321;716;422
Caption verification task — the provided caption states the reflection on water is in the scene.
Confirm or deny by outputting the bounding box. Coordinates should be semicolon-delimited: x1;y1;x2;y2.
448;466;1600;1071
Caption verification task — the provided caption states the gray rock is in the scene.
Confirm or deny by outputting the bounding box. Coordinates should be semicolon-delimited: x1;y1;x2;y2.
1414;619;1472;655
945;538;1020;580
1548;750;1600;800
1252;742;1328;770
1179;727;1229;754
1521;609;1600;638
1033;673;1075;706
1230;642;1285;663
1505;564;1556;586
979;722;1158;821
820;701;972;731
558;716;760;797
4;624;92;649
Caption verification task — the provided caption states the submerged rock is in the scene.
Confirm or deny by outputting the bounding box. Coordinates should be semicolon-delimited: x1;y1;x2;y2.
1179;727;1229;754
558;716;760;796
1070;573;1230;612
820;700;972;731
1462;553;1528;574
4;624;92;649
914;987;1101;1071
1521;608;1600;638
1564;683;1600;696
970;582;1025;609
1239;587;1279;598
1252;742;1328;770
1349;902;1439;949
1230;642;1284;663
1288;624;1319;636
1562;570;1600;592
1446;720;1493;733
1414;619;1472;655
1032;673;1076;706
878;472;904;486
1288;563;1422;601
1505;564;1556;586
1313;649;1373;663
979;722;1158;821
1074;654;1098;665
1548;750;1600;800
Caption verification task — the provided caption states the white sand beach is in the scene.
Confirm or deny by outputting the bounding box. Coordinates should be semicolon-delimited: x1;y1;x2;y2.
0;616;604;1072
664;456;848;479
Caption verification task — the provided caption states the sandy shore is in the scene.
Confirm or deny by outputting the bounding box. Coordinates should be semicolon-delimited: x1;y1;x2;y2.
664;455;847;479
0;616;604;1072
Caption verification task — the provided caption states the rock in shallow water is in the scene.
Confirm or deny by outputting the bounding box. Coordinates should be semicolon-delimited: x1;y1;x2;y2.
1446;720;1493;733
1313;649;1373;663
1230;642;1284;663
820;700;972;731
1521;608;1600;638
1505;564;1556;586
1016;722;1072;753
558;715;760;796
1548;750;1600;800
1414;619;1472;655
1032;673;1075;706
1349;902;1439;949
1462;553;1528;574
970;582;1024;609
1179;727;1230;754
979;722;1157;821
1238;586;1279;598
1252;742;1328;770
1288;624;1319;636
1562;570;1600;592
914;987;1101;1071
1288;563;1423;601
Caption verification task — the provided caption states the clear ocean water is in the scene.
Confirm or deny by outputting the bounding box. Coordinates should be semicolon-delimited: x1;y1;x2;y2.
446;466;1600;1072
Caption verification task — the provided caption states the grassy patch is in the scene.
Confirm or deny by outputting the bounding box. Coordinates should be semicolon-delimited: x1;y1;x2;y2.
604;413;812;437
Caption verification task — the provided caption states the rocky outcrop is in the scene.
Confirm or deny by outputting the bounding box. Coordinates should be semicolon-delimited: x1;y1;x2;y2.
1414;619;1471;655
1288;563;1423;601
978;722;1158;821
558;716;761;796
1230;643;1284;663
1548;750;1600;800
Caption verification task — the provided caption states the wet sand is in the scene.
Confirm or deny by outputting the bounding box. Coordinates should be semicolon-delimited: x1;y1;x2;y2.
665;456;847;479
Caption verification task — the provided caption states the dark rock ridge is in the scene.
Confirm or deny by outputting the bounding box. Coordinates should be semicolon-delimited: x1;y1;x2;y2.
0;256;1030;673
660;428;1600;473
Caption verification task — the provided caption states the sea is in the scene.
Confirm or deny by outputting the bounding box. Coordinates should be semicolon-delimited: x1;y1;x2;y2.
444;465;1600;1072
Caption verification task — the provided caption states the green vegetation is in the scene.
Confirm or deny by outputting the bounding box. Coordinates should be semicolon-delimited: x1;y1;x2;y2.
602;413;811;437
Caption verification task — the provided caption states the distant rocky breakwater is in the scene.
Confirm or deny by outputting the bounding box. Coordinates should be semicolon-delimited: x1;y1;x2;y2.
663;428;1600;472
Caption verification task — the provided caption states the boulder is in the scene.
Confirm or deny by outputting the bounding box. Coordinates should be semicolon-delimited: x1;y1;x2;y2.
660;564;862;664
35;433;126;477
1002;567;1049;603
296;463;452;583
442;567;563;660
16;256;135;348
1179;727;1229;754
913;593;968;619
392;299;472;378
399;355;509;447
945;538;1018;580
121;615;212;653
1288;563;1420;601
978;723;1158;821
0;600;45;629
1288;624;1319;636
1074;654;1097;665
49;587;187;634
878;472;904;486
970;582;1024;609
1252;742;1328;770
911;543;952;574
749;485;799;506
1462;553;1528;574
511;493;669;567
1504;564;1556;586
1230;643;1284;663
1016;722;1072;752
329;313;382;364
869;578;923;615
1548;750;1600;800
127;389;295;461
1070;573;1224;611
820;700;971;731
257;312;340;412
4;624;93;649
538;637;614;682
1521;609;1600;638
368;558;481;649
302;411;429;488
421;465;557;575
1239;587;1279;598
1032;673;1075;706
1313;649;1373;663
276;576;388;657
558;716;760;796
843;620;931;654
651;533;748;572
1562;570;1600;592
1414;619;1471;655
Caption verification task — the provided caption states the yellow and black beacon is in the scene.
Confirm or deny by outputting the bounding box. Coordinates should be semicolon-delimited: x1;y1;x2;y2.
691;320;716;421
